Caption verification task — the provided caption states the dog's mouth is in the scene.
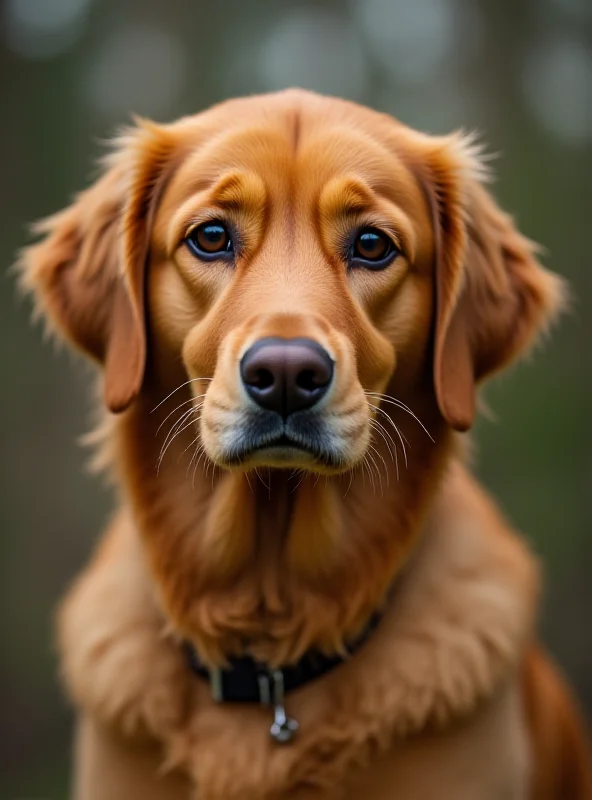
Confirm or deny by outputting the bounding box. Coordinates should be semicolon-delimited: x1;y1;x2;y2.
227;432;342;469
258;433;309;453
242;435;315;464
210;411;347;471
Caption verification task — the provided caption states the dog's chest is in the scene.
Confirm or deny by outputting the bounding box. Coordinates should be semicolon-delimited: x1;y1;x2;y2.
172;671;530;800
59;470;539;799
338;680;530;800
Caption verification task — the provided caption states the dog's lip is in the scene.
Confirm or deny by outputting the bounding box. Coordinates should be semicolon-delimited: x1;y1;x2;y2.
245;433;315;460
224;429;340;467
260;433;308;451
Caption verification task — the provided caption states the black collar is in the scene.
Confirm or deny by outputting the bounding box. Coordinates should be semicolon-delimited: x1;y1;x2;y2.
183;611;382;743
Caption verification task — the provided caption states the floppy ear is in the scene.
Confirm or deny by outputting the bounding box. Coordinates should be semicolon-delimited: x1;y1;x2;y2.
420;134;567;431
18;121;176;412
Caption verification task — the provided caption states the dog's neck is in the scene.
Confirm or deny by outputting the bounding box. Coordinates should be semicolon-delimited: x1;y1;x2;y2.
113;377;452;666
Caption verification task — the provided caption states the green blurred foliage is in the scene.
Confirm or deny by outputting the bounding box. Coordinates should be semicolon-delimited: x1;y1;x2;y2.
0;0;590;795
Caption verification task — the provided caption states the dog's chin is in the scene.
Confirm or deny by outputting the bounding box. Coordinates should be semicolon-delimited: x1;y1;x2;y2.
241;441;321;470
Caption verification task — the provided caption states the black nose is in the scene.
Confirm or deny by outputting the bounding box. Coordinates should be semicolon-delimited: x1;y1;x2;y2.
240;337;334;417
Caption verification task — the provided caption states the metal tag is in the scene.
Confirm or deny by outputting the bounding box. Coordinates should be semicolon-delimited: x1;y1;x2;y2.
259;669;299;744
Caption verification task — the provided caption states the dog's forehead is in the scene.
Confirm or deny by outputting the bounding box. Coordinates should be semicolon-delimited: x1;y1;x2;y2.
164;92;424;210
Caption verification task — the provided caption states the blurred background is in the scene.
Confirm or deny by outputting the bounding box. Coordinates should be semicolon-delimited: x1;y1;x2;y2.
0;0;590;795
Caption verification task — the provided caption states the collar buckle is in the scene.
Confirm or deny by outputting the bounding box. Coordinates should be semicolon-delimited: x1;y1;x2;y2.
258;668;299;744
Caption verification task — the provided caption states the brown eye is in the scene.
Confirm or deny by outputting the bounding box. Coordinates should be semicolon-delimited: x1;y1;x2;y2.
186;221;233;260
351;228;397;269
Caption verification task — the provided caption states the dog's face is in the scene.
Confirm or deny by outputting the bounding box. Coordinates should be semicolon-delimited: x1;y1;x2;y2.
148;101;436;472
21;89;563;476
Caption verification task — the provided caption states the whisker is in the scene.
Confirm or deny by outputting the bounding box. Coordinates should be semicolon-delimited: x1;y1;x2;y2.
192;446;209;489
341;466;354;499
155;393;208;436
204;456;215;489
159;412;197;469
361;454;375;493
365;391;418;417
254;469;270;492
368;439;388;484
151;377;213;413
186;438;204;477
369;417;397;462
157;411;201;472
369;405;400;461
366;443;386;494
393;423;408;468
369;403;409;471
364;451;378;494
181;431;202;462
187;441;206;482
291;470;307;494
369;418;399;481
364;392;434;442
160;405;198;451
158;402;206;467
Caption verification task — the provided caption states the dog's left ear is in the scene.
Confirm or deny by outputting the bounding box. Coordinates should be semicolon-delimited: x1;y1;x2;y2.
418;134;567;431
18;119;177;412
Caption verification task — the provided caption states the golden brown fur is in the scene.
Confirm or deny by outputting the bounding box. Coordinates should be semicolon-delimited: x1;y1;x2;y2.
19;89;590;798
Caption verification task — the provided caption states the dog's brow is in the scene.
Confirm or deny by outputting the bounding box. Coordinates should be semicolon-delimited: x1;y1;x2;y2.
210;172;267;212
319;178;374;220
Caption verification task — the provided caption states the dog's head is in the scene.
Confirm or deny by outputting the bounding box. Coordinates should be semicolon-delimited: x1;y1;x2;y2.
20;90;564;475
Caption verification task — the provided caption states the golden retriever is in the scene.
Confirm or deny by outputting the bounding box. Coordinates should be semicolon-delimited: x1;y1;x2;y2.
19;89;591;799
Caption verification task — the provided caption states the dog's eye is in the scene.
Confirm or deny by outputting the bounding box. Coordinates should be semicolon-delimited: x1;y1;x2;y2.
351;228;397;269
185;221;234;260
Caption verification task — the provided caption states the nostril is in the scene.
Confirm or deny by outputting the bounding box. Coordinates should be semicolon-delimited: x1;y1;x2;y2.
296;368;329;393
250;368;274;390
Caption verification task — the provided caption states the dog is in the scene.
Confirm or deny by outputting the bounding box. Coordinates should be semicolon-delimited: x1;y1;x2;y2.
19;89;591;799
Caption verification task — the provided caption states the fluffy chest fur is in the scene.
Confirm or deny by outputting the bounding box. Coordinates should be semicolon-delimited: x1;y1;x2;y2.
58;462;538;798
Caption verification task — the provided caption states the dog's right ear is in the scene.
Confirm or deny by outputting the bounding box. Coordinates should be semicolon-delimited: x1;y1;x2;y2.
18;120;177;412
